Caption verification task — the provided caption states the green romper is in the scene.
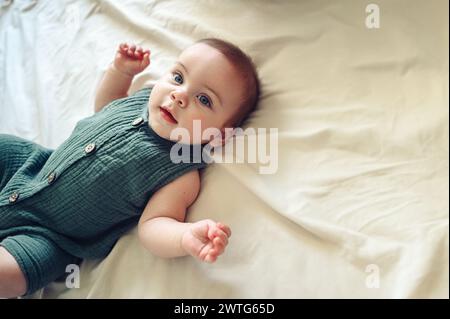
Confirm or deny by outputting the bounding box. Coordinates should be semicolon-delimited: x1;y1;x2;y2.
0;87;208;295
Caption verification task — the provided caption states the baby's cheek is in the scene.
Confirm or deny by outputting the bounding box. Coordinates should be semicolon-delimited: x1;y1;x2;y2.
152;81;173;100
191;115;206;123
149;86;163;104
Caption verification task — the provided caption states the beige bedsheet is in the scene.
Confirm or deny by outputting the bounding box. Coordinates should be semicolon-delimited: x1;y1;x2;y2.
0;0;448;298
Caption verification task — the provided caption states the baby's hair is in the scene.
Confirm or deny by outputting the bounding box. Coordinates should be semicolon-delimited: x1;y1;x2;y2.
194;38;261;128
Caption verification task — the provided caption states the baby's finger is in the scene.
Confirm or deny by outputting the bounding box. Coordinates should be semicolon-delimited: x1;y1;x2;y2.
118;43;128;55
208;249;222;260
212;237;226;253
202;246;218;262
207;224;217;240
213;229;229;246
198;247;209;261
127;45;136;56
205;254;217;263
217;223;232;238
141;53;151;68
209;248;224;259
137;47;145;58
217;233;228;247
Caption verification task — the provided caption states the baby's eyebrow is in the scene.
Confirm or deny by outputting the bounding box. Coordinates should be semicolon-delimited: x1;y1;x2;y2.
175;61;188;73
175;61;222;107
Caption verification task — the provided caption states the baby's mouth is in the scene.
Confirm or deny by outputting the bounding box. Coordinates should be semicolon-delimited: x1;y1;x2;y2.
159;106;178;124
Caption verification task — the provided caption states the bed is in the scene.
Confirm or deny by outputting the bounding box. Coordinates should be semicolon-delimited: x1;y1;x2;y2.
0;0;448;298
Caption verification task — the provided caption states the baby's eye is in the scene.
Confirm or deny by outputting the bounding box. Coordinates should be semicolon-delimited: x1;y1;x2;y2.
197;94;212;108
172;72;183;84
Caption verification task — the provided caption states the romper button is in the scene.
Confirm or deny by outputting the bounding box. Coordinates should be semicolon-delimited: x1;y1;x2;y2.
47;172;57;184
132;117;144;126
9;192;19;203
85;143;96;154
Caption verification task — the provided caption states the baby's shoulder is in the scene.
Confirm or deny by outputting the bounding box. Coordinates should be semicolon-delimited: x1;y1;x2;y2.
167;169;201;193
146;169;201;212
156;169;201;200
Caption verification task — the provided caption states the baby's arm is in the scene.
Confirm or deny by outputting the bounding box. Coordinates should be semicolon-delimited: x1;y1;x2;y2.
94;43;150;113
138;170;231;263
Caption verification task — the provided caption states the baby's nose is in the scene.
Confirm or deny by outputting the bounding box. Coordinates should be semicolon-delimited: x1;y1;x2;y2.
170;92;187;108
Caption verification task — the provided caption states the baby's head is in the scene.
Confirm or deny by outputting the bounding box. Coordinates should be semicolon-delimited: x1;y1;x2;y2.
148;38;260;144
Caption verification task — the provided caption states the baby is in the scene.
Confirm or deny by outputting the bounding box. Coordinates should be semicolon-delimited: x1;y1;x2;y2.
0;38;260;298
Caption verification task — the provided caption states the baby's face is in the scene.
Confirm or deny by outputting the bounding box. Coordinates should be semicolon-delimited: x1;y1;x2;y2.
148;43;244;144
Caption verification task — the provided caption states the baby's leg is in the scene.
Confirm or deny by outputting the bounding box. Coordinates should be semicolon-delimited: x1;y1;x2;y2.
0;234;80;297
0;247;27;298
0;133;52;191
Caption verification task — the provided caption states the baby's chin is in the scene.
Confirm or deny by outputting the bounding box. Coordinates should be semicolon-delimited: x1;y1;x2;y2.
147;118;196;144
148;109;217;145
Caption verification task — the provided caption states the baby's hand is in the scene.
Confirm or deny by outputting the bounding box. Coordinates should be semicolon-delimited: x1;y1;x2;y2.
113;42;151;77
181;219;232;263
